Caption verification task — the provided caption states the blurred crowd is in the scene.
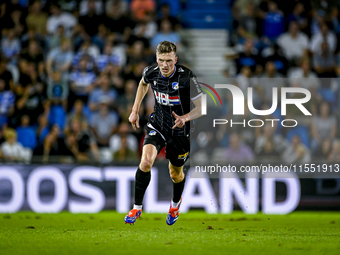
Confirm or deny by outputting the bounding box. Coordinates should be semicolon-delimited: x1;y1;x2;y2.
193;0;340;165
1;0;340;165
0;0;183;163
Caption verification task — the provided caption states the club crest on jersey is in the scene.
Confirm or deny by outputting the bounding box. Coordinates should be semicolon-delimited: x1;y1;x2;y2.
154;91;180;106
172;82;179;90
149;130;156;136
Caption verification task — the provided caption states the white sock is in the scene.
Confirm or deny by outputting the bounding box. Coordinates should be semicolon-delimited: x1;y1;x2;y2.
172;200;180;208
133;204;142;210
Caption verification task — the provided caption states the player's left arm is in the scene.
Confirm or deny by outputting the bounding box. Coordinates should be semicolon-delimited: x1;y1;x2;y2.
172;96;202;129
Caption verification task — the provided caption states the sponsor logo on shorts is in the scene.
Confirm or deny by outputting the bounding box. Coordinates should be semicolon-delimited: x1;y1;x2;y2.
178;151;189;160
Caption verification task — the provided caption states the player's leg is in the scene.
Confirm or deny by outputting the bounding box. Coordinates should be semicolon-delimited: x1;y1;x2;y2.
125;144;157;224
166;162;186;225
165;136;190;225
169;162;185;205
125;126;165;224
135;144;158;206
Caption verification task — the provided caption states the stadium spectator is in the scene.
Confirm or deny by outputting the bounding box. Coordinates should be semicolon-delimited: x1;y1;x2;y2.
117;79;137;120
15;59;32;96
69;57;96;102
78;0;103;37
104;1;134;43
47;71;68;104
71;24;92;51
46;3;77;37
320;139;332;158
257;61;285;103
313;41;336;78
105;0;129;16
65;117;99;162
157;4;181;32
288;59;320;91
93;24;109;52
282;135;311;164
310;0;337;35
113;135;138;162
15;64;46;125
236;66;252;93
72;40;99;70
235;2;259;43
79;0;104;16
329;7;340;36
48;101;66;129
125;40;152;72
234;39;261;73
16;115;37;150
1;28;21;65
0;79;15;128
151;19;180;50
9;5;25;36
277;21;309;63
255;123;289;155
46;38;74;80
130;0;156;21
25;0;48;35
96;43;120;72
20;40;44;76
88;74;117;112
262;44;289;74
286;3;308;33
0;128;32;162
46;25;66;51
35;114;49;153
257;138;281;158
133;12;157;41
90;97;119;147
64;99;89;136
328;140;340;162
224;133;254;163
110;122;139;154
311;102;337;155
260;1;285;42
42;124;71;162
0;57;14;91
310;22;337;54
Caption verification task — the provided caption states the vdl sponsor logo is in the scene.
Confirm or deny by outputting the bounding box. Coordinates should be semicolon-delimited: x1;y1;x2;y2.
200;84;312;127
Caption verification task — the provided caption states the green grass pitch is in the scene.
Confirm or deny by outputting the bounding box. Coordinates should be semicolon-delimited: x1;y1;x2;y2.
0;211;339;255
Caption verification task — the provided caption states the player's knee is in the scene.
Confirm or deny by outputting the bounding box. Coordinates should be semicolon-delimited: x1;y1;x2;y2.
170;171;184;183
140;158;154;172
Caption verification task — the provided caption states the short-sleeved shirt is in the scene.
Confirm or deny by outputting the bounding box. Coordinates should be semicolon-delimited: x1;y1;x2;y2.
313;116;336;140
143;64;202;136
89;88;118;107
90;111;119;139
47;48;74;71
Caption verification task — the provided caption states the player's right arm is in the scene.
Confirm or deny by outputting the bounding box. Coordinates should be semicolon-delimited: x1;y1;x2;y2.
129;77;149;130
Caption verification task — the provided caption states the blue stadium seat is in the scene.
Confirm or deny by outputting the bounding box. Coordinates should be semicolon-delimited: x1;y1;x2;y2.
182;0;233;29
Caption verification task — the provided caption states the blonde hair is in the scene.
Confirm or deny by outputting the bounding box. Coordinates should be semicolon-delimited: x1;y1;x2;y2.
156;41;177;55
4;128;17;140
